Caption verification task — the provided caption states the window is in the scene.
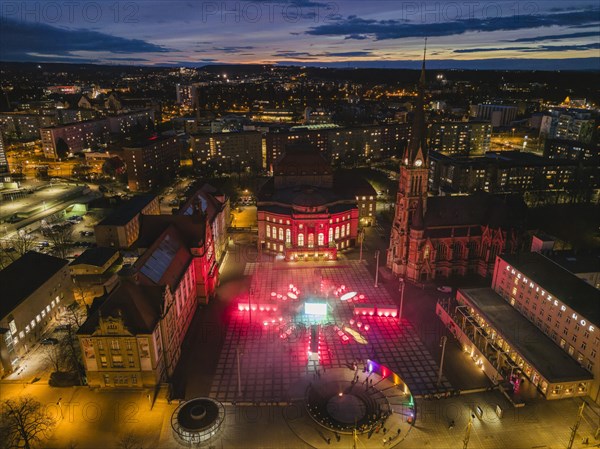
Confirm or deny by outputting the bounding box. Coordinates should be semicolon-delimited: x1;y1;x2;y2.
100;356;108;368
335;227;339;239
112;355;123;367
128;356;135;367
298;233;304;246
286;229;291;244
111;340;120;350
318;233;324;246
278;228;283;241
131;375;137;385
126;340;133;351
266;225;270;238
328;228;333;242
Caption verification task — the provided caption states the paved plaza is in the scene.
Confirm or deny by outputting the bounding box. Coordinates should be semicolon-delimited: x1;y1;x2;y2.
209;261;451;404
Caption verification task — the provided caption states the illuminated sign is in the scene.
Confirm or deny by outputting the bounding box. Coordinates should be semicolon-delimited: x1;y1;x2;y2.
504;263;595;333
305;302;327;316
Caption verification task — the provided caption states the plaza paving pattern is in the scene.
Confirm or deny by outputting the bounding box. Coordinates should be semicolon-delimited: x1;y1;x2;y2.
209;261;451;403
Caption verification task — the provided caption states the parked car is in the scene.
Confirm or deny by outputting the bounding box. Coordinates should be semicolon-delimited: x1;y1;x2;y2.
437;286;452;293
41;338;59;345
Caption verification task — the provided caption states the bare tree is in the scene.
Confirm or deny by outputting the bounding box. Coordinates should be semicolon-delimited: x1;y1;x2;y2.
43;344;65;373
0;397;55;449
48;227;73;259
117;433;142;449
12;230;36;256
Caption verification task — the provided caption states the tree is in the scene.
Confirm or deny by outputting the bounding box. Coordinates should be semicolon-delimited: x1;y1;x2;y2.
43;344;65;373
117;433;142;449
48;227;73;259
0;397;55;449
12;230;36;256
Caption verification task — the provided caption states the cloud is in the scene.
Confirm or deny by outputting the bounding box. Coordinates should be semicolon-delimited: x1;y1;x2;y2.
0;17;170;61
105;57;151;62
273;49;375;59
323;51;374;57
306;7;600;40
278;57;600;71
454;42;600;53
211;46;256;53
506;31;600;43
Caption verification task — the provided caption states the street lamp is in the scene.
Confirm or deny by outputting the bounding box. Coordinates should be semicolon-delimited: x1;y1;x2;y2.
374;250;380;288
398;278;405;327
358;228;365;262
236;345;243;397
437;335;447;386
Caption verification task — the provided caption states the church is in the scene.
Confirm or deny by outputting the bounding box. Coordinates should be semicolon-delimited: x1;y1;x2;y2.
386;49;527;282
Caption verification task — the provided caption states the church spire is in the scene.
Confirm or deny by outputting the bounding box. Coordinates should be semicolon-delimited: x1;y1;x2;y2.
419;37;427;88
405;38;428;165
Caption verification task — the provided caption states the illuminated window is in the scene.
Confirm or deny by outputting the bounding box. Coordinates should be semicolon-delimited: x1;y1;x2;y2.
328;228;333;242
278;228;284;241
298;233;304;246
318;233;324;246
266;225;270;238
335;227;340;239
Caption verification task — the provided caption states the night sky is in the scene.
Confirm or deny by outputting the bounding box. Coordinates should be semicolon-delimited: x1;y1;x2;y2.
1;0;599;69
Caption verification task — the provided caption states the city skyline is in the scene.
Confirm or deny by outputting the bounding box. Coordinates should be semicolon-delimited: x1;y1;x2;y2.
0;0;599;70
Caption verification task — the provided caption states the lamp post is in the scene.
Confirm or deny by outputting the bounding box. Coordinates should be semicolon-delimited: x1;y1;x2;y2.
358;229;364;262
374;250;380;288
437;335;447;386
398;278;405;327
236;346;243;397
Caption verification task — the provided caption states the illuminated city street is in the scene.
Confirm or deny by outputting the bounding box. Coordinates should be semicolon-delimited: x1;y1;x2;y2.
0;3;599;448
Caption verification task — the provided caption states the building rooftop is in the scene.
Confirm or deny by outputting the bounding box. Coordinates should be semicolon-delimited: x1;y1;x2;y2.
459;288;593;383
77;280;163;335
96;194;156;227
136;214;206;249
121;133;176;149
70;247;119;268
135;225;193;291
0;252;69;319
547;250;600;275
500;252;600;325
424;193;527;230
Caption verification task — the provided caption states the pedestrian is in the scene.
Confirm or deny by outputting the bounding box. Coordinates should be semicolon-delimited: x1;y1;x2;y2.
335;433;340;442
382;437;387;445
397;428;401;435
326;437;331;444
383;427;387;434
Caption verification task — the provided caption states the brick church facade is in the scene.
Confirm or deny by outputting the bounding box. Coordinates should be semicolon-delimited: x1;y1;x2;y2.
387;51;527;282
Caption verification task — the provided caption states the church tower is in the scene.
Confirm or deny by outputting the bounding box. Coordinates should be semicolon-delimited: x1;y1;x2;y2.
387;40;429;277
